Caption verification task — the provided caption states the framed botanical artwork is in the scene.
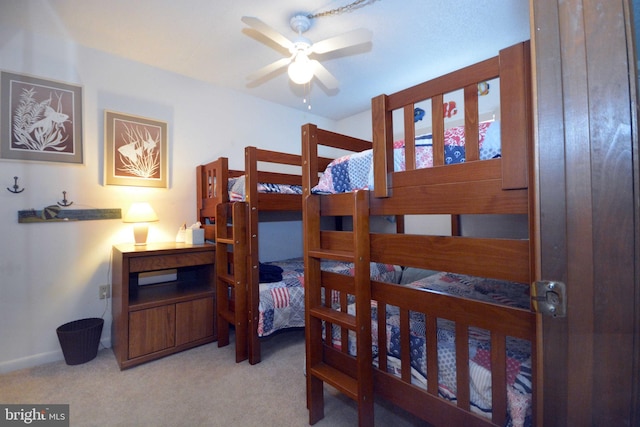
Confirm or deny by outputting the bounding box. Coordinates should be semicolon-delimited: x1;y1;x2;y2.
104;110;168;188
0;71;83;164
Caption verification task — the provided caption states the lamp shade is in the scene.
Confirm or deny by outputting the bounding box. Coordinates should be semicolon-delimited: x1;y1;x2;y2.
123;202;158;223
123;203;158;245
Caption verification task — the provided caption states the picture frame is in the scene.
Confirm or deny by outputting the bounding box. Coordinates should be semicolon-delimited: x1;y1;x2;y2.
0;71;83;164
104;110;168;188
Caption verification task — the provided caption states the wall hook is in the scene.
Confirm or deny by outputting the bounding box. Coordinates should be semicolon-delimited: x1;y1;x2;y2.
7;176;24;194
57;191;73;207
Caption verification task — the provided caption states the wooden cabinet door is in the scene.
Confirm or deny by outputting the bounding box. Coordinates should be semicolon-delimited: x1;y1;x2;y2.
129;305;176;359
175;297;214;346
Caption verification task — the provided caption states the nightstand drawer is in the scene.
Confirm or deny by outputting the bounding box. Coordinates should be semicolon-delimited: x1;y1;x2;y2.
129;251;215;272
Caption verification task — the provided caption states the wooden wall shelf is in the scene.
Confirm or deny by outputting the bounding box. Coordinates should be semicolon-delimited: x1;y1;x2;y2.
18;208;121;223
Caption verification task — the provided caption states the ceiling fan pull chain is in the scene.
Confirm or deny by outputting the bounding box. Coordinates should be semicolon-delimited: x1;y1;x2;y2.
305;82;312;110
308;0;373;19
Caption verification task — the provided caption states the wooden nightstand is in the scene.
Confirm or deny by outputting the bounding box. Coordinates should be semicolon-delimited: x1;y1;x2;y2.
111;242;216;369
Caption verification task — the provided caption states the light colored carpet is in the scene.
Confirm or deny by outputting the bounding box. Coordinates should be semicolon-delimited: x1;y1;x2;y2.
0;330;427;426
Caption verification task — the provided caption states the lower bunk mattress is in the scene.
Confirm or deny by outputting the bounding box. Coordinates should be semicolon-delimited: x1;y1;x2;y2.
257;258;400;337
331;271;533;427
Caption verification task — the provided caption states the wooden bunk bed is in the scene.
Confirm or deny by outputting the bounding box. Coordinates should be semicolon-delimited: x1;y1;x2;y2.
196;147;306;364
302;41;537;426
197;148;400;365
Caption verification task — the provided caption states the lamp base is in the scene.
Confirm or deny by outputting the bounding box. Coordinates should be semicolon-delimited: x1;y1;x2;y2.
132;223;149;245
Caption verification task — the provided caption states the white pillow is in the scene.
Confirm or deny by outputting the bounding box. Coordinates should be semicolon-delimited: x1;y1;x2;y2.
480;120;501;160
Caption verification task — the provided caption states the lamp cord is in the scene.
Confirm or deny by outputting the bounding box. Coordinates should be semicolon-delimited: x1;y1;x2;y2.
101;248;112;319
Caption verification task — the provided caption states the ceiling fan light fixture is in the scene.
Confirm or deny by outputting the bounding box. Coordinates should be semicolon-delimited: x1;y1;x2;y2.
242;7;375;91
288;53;313;84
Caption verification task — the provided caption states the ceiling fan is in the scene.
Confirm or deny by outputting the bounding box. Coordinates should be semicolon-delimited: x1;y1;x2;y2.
241;14;372;90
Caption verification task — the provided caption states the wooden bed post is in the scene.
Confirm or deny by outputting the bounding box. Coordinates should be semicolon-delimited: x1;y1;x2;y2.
352;190;374;426
302;123;318;197
196;165;204;212
372;94;393;198
303;194;324;423
244;146;262;365
500;41;531;190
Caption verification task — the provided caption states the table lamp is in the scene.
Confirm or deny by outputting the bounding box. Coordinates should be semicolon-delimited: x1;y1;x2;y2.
123;202;158;245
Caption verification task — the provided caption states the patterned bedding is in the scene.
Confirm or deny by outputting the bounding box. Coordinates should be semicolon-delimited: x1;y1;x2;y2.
257;258;400;337
332;271;532;427
312;120;501;194
228;175;303;201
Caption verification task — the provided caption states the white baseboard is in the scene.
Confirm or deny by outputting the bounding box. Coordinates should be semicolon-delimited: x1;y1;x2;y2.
0;350;64;374
0;337;112;374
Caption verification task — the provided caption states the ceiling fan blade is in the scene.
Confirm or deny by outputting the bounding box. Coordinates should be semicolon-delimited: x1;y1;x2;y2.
311;28;372;55
241;16;293;50
247;56;292;81
310;60;339;90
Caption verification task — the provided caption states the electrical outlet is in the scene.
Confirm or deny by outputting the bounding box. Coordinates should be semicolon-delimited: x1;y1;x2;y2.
99;285;110;299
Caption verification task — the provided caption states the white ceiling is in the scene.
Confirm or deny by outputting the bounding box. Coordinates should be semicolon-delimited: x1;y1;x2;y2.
2;0;531;120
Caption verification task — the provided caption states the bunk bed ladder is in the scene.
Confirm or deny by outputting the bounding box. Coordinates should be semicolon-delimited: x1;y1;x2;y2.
304;190;374;426
215;202;249;363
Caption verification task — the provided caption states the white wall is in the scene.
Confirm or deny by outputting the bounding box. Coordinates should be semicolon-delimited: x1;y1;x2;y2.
335;110;372;141
0;28;334;372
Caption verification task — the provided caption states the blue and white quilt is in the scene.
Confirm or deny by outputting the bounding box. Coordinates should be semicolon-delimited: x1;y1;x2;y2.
331;271;532;427
257;258;400;337
312;121;501;194
228;175;303;202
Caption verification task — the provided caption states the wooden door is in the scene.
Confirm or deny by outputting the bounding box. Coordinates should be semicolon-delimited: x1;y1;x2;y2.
530;0;639;425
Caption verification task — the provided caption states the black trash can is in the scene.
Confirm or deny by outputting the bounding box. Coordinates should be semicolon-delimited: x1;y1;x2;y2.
56;318;104;365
